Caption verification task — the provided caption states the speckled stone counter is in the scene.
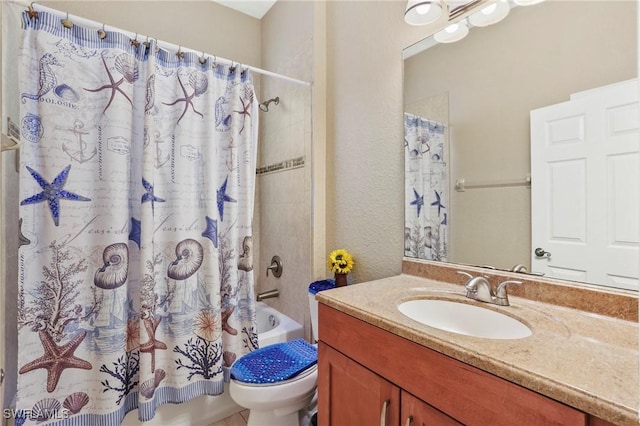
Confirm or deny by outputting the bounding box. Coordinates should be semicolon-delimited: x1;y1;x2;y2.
316;274;639;426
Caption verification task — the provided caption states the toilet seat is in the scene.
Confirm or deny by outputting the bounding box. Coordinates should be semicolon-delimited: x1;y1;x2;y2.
230;339;317;385
231;364;317;387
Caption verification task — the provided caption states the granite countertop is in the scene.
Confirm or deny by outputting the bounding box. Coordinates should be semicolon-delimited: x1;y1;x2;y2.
316;274;639;426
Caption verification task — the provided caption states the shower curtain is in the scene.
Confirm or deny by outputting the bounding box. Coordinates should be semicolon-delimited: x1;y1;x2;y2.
404;113;448;261
16;10;258;425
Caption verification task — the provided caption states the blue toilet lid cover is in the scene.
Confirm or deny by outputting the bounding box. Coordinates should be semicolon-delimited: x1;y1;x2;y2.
230;338;318;384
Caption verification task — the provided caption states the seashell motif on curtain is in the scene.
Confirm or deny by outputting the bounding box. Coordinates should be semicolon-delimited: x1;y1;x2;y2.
167;239;204;280
94;243;129;289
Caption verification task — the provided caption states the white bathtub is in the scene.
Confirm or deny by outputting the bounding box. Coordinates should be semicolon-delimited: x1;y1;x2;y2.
256;301;304;347
122;302;304;426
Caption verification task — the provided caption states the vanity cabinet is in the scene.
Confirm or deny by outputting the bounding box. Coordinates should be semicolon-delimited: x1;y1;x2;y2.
317;303;616;426
319;343;461;426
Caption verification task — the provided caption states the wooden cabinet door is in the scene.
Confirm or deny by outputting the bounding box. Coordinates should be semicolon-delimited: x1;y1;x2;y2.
318;342;400;426
401;391;463;426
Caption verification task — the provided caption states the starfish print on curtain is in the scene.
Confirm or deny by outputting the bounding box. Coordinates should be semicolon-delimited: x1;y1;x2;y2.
163;70;208;125
141;177;165;213
20;165;91;226
19;331;93;393
84;53;138;114
217;176;236;222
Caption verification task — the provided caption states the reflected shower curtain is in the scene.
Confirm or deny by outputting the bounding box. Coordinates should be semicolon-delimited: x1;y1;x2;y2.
404;113;448;261
16;11;258;425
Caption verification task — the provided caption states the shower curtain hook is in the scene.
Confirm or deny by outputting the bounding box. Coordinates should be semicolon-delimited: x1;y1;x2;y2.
97;23;107;40
27;3;38;20
229;61;236;73
61;12;73;29
176;46;184;60
131;33;140;48
199;51;207;65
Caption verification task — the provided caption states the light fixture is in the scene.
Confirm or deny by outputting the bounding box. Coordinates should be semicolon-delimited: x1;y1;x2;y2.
468;0;510;27
404;0;444;26
433;19;469;43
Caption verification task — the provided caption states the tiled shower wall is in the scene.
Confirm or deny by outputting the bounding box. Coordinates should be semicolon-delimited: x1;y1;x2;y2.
256;1;314;341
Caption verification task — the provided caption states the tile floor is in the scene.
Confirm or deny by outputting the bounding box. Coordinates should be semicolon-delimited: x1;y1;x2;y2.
208;410;249;426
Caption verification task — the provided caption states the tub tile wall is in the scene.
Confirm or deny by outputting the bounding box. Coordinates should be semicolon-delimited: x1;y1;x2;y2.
258;0;314;341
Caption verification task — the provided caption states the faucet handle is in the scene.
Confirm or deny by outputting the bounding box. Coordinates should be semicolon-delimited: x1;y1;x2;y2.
456;271;473;281
495;280;523;303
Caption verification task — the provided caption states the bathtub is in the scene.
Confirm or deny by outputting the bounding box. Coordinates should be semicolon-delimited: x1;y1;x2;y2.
256;301;304;346
121;302;304;426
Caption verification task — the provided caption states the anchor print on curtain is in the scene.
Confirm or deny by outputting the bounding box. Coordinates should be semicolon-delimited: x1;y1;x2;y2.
404;113;448;261
16;10;258;425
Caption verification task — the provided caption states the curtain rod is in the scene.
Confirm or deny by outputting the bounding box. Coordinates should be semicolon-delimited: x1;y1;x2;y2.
9;0;311;87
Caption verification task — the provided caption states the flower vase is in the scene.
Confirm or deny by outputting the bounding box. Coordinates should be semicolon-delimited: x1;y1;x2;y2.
335;272;348;287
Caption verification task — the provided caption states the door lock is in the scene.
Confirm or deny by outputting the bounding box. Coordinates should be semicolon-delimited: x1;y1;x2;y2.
534;247;551;258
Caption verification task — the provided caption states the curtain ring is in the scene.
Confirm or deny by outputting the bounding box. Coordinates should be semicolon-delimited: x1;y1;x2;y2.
61;12;73;29
97;24;107;40
199;51;207;65
131;33;140;48
176;46;184;60
27;3;38;20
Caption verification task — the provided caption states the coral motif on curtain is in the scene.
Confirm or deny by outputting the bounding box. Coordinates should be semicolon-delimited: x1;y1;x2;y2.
404;113;448;261
16;11;258;425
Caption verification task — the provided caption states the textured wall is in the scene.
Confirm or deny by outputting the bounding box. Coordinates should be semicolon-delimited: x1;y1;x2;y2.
325;1;436;284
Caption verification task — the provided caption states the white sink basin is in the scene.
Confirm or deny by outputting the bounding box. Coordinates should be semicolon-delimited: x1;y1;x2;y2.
397;299;532;339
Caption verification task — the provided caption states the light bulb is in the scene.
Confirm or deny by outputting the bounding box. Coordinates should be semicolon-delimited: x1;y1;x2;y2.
482;3;497;15
415;4;431;14
445;24;459;34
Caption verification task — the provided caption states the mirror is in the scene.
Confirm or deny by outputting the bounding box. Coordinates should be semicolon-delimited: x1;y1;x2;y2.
403;1;638;290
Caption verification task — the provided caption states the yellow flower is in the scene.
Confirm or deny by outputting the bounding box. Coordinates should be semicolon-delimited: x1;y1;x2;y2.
327;249;354;274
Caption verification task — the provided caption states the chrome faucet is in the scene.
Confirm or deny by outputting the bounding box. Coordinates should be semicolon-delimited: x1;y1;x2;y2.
257;289;279;301
510;264;528;273
457;271;522;306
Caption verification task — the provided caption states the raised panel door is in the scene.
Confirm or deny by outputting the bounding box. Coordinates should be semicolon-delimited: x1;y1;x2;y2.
318;342;400;426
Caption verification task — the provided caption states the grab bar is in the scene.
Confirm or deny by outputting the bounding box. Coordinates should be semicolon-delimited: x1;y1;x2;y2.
455;175;531;192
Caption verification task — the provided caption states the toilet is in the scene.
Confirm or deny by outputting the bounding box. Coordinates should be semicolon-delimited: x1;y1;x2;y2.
229;280;334;426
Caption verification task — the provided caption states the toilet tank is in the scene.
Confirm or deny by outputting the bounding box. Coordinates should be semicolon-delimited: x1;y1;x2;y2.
308;280;336;343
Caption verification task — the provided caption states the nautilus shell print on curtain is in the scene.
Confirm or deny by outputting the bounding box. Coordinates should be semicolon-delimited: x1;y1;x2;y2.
167;239;204;280
94;243;129;289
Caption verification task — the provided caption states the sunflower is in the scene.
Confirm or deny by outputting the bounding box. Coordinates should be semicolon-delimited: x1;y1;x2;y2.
327;249;355;274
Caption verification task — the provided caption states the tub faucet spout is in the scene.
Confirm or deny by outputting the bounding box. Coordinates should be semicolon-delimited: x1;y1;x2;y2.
257;289;279;301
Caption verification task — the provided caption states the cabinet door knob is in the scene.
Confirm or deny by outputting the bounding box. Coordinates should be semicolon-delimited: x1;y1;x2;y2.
405;415;414;426
380;399;390;426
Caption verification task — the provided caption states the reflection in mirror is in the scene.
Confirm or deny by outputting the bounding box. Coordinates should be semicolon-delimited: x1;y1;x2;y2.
403;1;638;290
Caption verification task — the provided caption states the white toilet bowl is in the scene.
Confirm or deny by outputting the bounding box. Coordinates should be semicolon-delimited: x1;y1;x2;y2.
229;365;318;426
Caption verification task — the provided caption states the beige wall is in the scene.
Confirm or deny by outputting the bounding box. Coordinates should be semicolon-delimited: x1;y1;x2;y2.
43;1;261;67
404;1;637;270
325;1;436;283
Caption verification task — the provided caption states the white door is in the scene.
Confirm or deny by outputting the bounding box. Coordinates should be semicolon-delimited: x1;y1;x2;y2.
531;79;639;290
